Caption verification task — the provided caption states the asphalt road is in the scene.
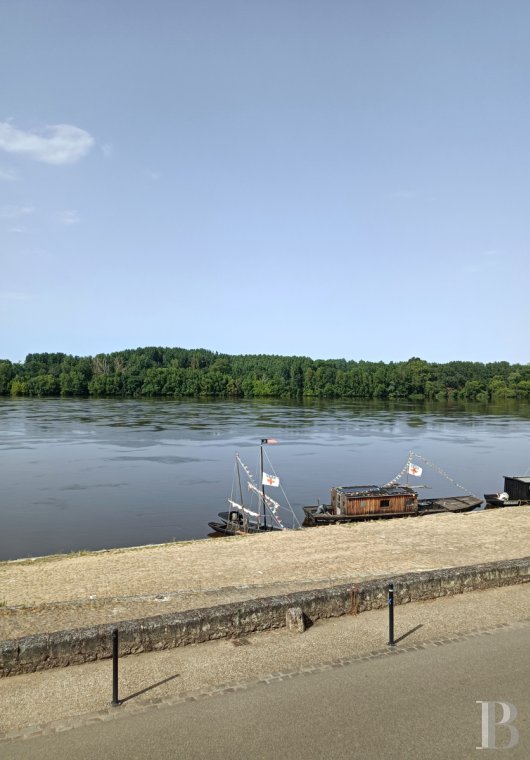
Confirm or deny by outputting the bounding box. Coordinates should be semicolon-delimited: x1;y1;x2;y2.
3;624;529;760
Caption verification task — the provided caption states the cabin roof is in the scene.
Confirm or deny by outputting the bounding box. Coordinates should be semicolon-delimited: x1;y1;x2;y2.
333;485;415;498
504;476;530;484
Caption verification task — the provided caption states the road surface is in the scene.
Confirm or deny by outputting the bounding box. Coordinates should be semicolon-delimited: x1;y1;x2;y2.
3;623;529;760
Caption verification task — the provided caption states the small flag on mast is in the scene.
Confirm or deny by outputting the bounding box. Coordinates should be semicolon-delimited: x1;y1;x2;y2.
407;462;423;477
261;438;278;444
262;472;280;487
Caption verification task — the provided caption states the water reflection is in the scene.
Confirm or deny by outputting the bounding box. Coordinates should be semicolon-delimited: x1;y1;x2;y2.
1;397;529;560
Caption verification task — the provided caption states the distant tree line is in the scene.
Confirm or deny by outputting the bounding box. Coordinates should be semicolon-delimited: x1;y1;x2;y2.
0;348;529;401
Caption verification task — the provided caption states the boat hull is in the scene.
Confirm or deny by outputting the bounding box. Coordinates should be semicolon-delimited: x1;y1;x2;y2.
209;513;283;536
303;494;482;526
208;521;245;536
303;505;419;526
483;494;528;509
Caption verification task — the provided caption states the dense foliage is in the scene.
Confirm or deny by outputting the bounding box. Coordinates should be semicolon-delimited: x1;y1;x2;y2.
1;349;529;401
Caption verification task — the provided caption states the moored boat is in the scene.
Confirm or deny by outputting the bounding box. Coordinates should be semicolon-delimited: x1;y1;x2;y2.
208;439;300;536
303;452;483;526
303;484;417;525
484;475;530;509
208;512;283;536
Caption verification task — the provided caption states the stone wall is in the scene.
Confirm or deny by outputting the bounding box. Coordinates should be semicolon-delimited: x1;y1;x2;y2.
1;556;528;677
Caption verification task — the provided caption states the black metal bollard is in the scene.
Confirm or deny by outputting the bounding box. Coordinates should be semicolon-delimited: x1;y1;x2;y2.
111;628;120;706
387;583;395;647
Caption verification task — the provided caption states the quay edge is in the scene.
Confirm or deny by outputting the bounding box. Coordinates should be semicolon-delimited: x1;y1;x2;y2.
0;555;528;677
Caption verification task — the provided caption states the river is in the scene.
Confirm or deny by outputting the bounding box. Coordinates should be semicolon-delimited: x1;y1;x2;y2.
1;397;529;561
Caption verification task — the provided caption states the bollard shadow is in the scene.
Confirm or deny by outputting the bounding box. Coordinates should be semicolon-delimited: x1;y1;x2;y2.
121;673;181;703
394;624;423;645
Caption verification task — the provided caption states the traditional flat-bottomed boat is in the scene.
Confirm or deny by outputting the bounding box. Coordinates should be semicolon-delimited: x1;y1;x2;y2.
303;452;483;526
484;475;530;509
208;439;300;536
303;487;481;526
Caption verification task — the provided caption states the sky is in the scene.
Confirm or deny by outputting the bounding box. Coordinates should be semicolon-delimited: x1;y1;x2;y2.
1;0;529;365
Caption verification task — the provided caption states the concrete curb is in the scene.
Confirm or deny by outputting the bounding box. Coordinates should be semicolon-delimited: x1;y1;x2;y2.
1;556;528;677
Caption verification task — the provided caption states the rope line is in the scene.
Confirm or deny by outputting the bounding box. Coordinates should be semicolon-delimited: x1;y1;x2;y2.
263;448;301;529
383;450;479;498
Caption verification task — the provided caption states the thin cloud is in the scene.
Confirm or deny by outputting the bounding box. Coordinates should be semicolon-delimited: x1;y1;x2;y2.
0;204;34;218
149;170;161;181
101;143;113;158
0;121;94;165
57;209;80;225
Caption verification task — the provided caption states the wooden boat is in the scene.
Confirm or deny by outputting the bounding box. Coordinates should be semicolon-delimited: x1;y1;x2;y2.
303;453;482;526
303;490;481;525
483;495;524;509
208;440;299;536
208;510;283;536
484;475;530;509
303;485;416;525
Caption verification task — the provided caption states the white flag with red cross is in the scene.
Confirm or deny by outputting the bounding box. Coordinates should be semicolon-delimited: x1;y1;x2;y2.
407;462;423;477
262;472;280;487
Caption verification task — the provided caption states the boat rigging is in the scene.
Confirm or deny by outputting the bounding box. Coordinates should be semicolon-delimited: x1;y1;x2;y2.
208;439;301;536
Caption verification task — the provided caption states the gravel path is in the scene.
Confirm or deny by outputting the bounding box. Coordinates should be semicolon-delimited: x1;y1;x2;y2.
1;506;529;639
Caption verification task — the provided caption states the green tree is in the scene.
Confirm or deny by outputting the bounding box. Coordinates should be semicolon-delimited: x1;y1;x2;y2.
59;370;88;396
0;360;14;394
27;374;59;396
10;377;29;396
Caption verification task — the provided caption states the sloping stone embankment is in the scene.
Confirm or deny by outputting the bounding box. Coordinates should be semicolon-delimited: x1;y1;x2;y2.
1;556;529;676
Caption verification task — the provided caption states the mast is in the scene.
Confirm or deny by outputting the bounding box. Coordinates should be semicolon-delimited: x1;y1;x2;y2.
236;455;247;532
260;439;267;529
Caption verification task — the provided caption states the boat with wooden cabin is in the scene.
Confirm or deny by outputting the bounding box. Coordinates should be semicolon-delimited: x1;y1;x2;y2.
302;487;481;525
303;484;416;525
303;452;482;526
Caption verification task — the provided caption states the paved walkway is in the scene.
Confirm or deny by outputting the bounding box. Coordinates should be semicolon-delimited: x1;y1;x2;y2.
5;623;529;759
1;583;529;741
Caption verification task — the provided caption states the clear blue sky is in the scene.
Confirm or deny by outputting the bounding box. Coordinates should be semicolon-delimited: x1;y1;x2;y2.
1;0;529;364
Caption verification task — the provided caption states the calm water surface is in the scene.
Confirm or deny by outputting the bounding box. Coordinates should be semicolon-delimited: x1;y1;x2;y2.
1;397;530;560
